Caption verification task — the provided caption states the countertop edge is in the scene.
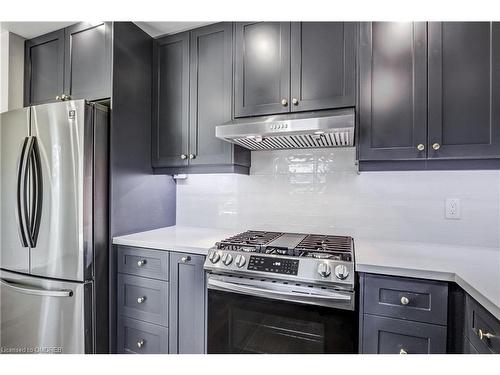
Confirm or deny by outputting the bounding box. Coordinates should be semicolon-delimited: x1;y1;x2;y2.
112;238;210;256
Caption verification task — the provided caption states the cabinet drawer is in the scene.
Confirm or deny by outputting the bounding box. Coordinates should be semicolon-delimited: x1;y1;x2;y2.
463;337;480;354
118;274;168;326
362;314;447;354
117;246;169;280
466;294;500;354
117;316;168;354
363;274;448;325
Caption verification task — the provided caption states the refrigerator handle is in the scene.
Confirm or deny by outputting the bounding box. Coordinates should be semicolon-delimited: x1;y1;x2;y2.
28;137;43;247
0;278;73;297
16;137;31;248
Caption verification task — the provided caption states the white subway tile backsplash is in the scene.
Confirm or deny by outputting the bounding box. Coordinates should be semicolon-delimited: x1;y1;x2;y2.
176;149;500;248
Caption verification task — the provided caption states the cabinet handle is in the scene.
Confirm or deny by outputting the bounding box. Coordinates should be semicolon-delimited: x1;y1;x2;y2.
399;348;408;354
137;259;147;267
181;256;191;263
137;339;145;348
188;154;196;160
478;329;495;341
292;98;299;106
180;154;187;160
137;296;146;304
432;143;441;151
281;99;288;107
56;95;61;101
400;296;410;305
417;144;425;151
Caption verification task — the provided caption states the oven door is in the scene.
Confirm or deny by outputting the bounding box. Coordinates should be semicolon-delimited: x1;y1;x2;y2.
207;274;357;354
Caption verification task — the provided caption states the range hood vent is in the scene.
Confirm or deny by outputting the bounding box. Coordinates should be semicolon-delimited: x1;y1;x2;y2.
215;108;355;151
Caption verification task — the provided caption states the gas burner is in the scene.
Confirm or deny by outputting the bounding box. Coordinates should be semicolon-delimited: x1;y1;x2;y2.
302;252;342;260
264;247;292;255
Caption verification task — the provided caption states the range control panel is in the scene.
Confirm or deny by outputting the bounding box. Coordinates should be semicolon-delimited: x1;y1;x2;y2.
247;255;299;275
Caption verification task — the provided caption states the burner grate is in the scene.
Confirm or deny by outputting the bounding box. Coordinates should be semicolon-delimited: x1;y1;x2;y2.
219;231;283;247
296;234;352;253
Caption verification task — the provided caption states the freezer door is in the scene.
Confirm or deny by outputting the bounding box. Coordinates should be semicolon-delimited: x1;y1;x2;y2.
29;100;92;281
0;269;92;354
0;108;31;273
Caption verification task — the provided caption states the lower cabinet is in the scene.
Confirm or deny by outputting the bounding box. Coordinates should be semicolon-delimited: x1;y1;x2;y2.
115;245;206;354
465;294;500;354
359;273;449;354
362;314;447;354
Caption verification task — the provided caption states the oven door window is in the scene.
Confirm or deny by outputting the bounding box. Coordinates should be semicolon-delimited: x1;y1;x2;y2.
208;289;356;354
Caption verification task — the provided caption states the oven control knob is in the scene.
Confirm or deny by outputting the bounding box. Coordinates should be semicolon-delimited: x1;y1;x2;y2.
222;253;233;266
334;264;349;280
317;263;331;278
208;251;220;264
235;254;246;268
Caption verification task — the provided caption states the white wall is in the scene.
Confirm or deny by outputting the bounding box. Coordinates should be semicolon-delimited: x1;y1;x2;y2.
176;148;500;248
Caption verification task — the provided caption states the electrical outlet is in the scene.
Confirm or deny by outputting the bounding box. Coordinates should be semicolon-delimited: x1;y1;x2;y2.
445;198;461;219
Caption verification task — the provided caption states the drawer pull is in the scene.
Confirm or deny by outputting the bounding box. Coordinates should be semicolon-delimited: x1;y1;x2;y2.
400;296;410;305
137;296;146;304
478;329;495;341
181;256;191;263
399;348;408;354
137;259;147;267
137;339;145;348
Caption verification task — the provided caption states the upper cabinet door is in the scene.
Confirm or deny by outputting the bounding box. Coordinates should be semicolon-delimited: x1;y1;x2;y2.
234;22;290;117
64;22;111;101
428;22;500;159
24;30;65;106
290;22;356;112
152;32;190;168
189;23;233;166
358;22;428;161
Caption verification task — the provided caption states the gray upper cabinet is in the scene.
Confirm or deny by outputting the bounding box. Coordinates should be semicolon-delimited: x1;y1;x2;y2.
290;22;356;112
24;30;65;106
63;22;112;101
24;22;111;106
189;23;233;166
152;23;250;173
358;22;428;161
169;253;206;354
152;32;190;168
428;22;500;159
234;22;291;117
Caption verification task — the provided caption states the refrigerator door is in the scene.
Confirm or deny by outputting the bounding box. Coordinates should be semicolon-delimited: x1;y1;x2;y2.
0;108;31;273
0;269;92;354
29;100;92;281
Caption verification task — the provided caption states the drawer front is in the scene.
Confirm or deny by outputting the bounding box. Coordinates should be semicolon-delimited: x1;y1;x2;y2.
117;316;168;354
466;295;500;354
363;273;448;325
117;245;169;280
118;274;168;326
362;314;447;354
463;337;480;354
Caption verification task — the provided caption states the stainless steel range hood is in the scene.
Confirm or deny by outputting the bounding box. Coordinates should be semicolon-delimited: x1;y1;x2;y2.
215;108;355;151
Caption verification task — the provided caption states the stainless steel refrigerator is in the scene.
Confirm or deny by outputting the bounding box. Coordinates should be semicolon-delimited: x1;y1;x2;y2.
0;100;109;354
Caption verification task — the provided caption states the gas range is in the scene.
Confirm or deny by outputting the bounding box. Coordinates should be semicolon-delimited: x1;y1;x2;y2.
204;230;355;291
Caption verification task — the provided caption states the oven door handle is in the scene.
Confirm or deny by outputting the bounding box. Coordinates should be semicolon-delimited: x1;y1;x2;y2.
207;276;352;308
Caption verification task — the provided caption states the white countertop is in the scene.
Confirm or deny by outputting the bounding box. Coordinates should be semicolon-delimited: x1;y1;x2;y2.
112;225;241;256
113;226;500;320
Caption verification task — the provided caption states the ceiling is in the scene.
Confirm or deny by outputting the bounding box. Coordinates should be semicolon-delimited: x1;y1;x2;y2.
0;21;216;39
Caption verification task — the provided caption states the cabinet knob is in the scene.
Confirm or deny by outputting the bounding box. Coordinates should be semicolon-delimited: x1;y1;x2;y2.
400;296;410;305
181;256;191;263
137;339;145;348
281;99;288;107
188;154;196;160
180;154;187;160
56;95;61;101
478;328;495;341
292;98;299;105
399;348;408;354
137;259;147;267
417;144;425;151
137;296;146;304
432;143;441;151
